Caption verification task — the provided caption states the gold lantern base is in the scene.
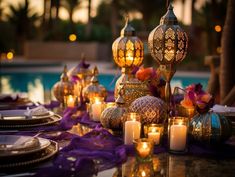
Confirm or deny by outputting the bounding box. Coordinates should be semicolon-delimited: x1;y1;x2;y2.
159;64;176;110
114;68;137;99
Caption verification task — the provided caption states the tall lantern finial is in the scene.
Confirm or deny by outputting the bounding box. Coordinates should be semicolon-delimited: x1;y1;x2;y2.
148;4;188;108
112;15;144;99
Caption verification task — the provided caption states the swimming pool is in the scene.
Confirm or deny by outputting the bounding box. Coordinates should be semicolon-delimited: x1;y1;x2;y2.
1;72;209;93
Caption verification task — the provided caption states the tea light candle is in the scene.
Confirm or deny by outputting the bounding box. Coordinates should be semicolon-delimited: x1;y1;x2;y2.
169;121;187;151
134;138;154;162
124;113;141;145
66;95;75;107
138;142;151;158
91;97;103;121
148;128;160;145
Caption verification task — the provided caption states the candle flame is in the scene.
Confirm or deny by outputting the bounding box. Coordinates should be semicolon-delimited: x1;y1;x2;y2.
141;171;146;177
126;51;134;61
178;120;183;126
151;128;157;133
94;97;102;104
68;95;74;101
143;142;148;149
130;113;137;121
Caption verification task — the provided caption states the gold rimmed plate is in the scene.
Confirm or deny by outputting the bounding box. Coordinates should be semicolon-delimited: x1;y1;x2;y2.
0;140;58;169
0;135;51;158
0;114;62;128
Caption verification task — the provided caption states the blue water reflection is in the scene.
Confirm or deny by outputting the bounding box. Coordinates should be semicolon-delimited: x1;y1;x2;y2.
1;72;208;93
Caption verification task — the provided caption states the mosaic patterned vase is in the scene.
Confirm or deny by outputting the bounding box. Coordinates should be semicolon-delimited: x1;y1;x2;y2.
100;94;126;131
130;96;167;125
189;112;232;145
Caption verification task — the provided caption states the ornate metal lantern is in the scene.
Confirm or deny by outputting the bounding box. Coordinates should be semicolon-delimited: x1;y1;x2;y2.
112;16;144;99
83;66;107;102
52;65;75;106
67;54;93;91
148;4;188;106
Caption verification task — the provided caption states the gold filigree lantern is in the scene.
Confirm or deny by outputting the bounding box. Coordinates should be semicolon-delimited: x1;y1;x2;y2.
148;4;188;106
83;66;107;102
52;65;75;107
112;16;144;99
67;54;93;95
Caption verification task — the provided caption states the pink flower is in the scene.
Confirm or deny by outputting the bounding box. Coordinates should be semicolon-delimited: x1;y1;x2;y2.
181;84;214;113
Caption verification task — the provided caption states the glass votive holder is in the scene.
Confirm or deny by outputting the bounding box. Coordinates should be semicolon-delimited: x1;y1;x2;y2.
133;138;154;162
88;96;105;122
123;112;141;145
144;124;164;146
168;117;189;154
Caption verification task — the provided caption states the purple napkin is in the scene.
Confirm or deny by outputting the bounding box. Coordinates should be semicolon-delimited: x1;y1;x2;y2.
35;128;126;177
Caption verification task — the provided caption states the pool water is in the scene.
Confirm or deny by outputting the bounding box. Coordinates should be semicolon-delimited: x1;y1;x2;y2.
1;72;208;102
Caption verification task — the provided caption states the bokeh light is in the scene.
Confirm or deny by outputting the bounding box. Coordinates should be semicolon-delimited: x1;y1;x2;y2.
69;34;77;42
216;46;222;54
214;25;222;32
6;52;14;60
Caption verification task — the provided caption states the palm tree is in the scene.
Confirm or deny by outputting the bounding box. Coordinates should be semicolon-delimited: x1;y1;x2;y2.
85;0;92;38
62;0;81;33
220;0;235;102
7;0;38;54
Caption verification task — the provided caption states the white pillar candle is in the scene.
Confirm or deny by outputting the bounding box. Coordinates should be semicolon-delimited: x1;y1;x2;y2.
67;95;75;108
91;102;102;121
148;131;160;145
170;124;187;151
124;120;141;145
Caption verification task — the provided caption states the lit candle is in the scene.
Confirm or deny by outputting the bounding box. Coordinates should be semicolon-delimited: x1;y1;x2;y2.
124;113;141;145
134;138;154;162
169;121;187;151
138;142;151;158
67;95;75;107
148;128;160;145
91;97;103;121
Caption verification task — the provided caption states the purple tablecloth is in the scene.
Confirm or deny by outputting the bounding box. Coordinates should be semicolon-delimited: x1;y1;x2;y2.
1;93;235;177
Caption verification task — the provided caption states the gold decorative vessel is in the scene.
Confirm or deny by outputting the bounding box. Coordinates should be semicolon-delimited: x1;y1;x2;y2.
100;91;126;131
130;95;167;125
52;65;75;106
83;66;107;102
120;80;150;106
189;112;232;145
